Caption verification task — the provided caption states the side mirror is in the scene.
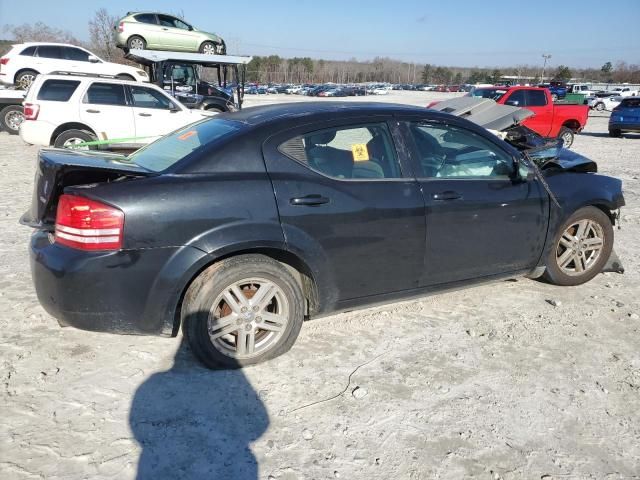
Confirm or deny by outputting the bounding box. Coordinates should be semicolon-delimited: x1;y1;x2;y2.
517;159;535;181
87;55;100;63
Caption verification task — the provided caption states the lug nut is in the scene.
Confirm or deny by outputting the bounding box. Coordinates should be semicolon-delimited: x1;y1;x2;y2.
253;306;259;312
241;307;248;313
245;324;252;331
255;316;262;323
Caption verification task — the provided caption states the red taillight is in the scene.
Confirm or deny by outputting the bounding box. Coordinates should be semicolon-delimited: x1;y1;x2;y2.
24;103;39;120
0;57;8;65
55;195;124;251
118;22;124;33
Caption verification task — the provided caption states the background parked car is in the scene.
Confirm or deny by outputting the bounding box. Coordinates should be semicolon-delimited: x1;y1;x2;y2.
19;74;213;149
588;95;623;112
612;86;638;97
609;96;640;137
0;42;148;89
114;12;226;55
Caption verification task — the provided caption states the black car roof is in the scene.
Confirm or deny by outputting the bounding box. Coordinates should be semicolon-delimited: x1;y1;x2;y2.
225;101;431;126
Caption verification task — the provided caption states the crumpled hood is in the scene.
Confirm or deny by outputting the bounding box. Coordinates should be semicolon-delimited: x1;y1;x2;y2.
429;97;535;131
528;144;597;173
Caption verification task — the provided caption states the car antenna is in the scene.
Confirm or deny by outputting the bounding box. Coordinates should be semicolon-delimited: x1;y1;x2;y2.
524;152;562;209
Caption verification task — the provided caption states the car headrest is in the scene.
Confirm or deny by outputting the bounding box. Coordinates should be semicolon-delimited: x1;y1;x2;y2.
307;131;337;146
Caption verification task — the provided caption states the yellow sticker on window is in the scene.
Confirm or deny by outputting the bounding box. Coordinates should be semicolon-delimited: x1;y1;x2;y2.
351;144;369;162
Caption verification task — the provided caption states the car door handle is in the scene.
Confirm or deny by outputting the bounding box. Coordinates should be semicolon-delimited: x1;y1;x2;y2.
290;194;330;206
432;191;462;201
138;113;152;117
85;109;100;113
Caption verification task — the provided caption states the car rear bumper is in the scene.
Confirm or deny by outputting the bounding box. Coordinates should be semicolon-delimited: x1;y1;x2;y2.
609;122;640;132
29;230;208;336
20;120;55;146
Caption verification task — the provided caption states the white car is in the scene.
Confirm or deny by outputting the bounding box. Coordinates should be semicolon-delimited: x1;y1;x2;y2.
20;74;213;149
611;87;638;97
588;95;623;112
0;43;149;89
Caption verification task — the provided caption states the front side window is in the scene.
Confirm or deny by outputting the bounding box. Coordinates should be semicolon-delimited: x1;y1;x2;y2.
408;123;514;179
36;45;62;59
504;90;526;107
84;83;127;106
279;123;401;179
134;13;157;24
130;85;175;109
37;79;80;101
63;47;90;62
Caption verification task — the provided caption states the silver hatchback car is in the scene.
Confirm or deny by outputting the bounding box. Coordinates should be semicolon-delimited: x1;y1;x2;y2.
114;12;226;55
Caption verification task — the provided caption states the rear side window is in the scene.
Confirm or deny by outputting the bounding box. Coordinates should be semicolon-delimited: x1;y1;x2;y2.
37;79;80;101
279;123;401;179
134;13;157;24
84;83;127;106
36;45;63;59
20;46;37;56
527;90;547;107
621;98;640;108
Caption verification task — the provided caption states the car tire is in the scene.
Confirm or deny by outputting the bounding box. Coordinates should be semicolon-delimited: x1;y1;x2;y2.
15;69;38;90
116;73;135;81
543;206;613;287
53;129;97;149
0;105;24;135
609;129;622;138
595;102;605;111
127;36;146;50
199;41;219;55
182;254;305;369
551;93;558;102
558;126;574;148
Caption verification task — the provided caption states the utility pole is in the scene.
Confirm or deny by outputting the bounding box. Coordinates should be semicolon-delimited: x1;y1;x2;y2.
541;53;552;83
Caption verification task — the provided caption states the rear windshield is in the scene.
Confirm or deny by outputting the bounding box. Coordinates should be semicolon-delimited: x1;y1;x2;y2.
470;88;508;101
621;98;640;108
129;118;244;172
37;79;80;101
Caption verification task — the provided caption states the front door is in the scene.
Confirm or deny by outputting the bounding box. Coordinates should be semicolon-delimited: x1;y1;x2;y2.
403;120;548;286
263;120;426;302
128;84;188;142
157;15;198;50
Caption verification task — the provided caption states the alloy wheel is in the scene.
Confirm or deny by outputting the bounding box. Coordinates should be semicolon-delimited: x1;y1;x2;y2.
18;74;35;89
5;110;24;131
202;43;216;55
561;130;574;147
130;38;145;50
207;278;290;359
63;137;89;150
555;219;605;276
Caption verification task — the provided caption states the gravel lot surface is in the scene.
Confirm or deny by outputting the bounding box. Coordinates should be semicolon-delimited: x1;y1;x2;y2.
1;92;639;479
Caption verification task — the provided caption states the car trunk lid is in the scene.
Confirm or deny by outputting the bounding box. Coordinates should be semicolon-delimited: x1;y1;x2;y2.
20;148;152;230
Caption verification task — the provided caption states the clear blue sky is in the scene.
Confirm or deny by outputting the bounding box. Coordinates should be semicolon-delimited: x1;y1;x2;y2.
1;0;638;68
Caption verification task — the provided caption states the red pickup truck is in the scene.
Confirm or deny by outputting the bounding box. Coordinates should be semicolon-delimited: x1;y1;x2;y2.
467;86;589;147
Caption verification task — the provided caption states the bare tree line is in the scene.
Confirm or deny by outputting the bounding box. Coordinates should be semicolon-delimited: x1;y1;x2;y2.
3;10;639;85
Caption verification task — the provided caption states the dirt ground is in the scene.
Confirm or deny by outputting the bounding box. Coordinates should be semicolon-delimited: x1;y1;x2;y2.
1;91;639;480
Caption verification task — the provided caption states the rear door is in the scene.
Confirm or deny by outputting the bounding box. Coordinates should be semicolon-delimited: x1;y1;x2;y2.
403;119;547;285
79;82;135;141
128;84;190;140
263;119;426;301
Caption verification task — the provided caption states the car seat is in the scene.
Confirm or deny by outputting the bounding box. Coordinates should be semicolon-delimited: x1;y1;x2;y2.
306;131;353;178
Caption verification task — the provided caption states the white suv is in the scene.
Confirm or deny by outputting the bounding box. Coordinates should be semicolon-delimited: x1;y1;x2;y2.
20;74;214;149
0;43;149;89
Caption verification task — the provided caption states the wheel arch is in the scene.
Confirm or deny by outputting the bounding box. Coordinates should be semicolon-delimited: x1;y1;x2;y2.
170;246;320;337
50;123;96;145
562;119;581;132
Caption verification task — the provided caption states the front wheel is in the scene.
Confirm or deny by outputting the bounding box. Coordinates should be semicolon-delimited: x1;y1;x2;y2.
609;129;622;138
558;126;575;148
182;255;305;369
595;102;605;112
551;93;559;102
200;41;225;55
543;207;613;286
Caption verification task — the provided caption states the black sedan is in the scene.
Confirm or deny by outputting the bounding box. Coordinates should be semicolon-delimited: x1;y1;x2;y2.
21;103;625;368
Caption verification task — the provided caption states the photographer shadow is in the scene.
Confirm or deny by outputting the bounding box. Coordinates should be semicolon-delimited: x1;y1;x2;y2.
130;326;268;480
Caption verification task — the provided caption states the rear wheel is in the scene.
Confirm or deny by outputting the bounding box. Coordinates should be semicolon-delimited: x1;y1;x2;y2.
127;35;146;50
543;206;613;286
15;69;38;90
595;102;605;112
183;255;305;369
0;105;24;135
53;129;96;149
558;126;575;148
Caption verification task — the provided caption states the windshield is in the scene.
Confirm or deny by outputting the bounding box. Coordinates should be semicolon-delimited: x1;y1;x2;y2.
469;88;508;101
129;118;244;172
